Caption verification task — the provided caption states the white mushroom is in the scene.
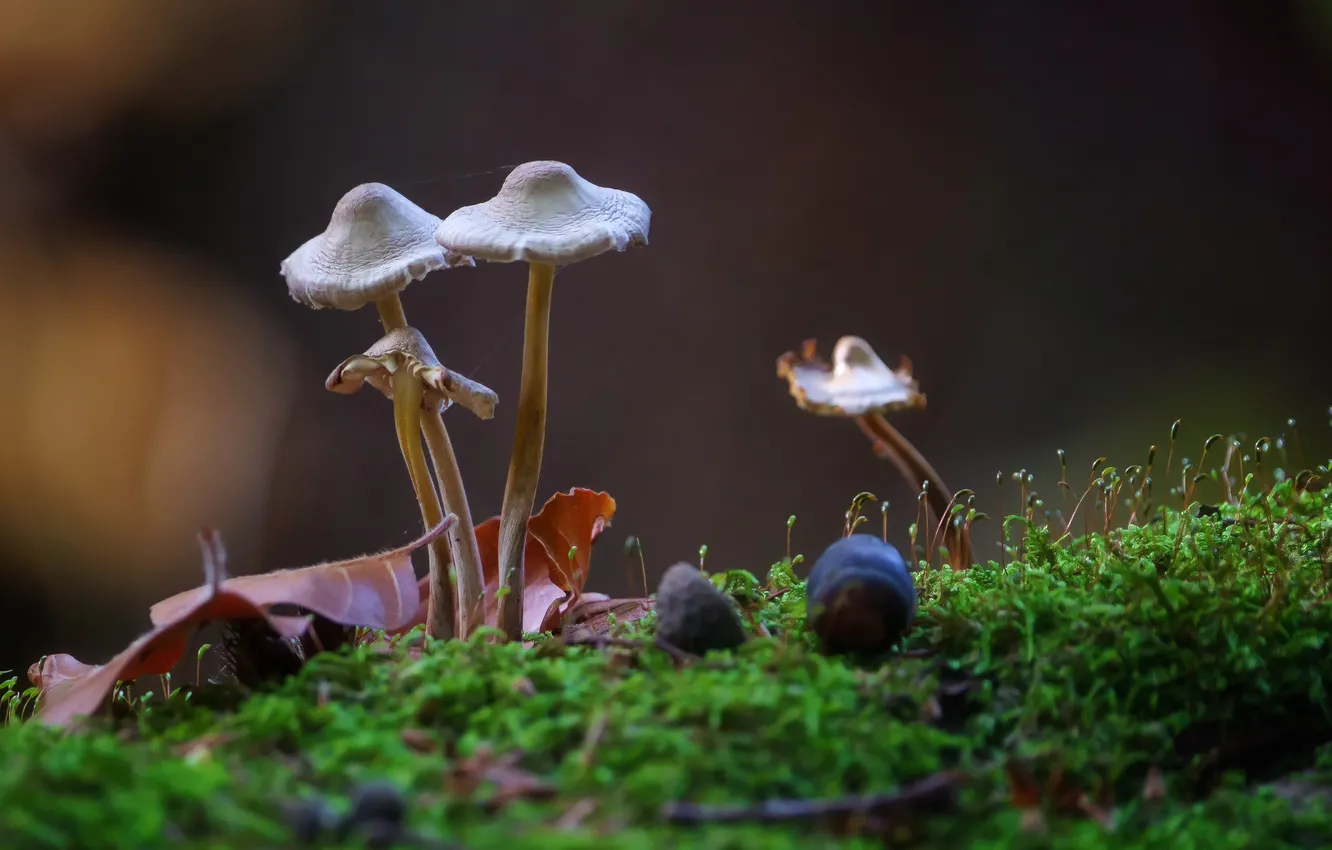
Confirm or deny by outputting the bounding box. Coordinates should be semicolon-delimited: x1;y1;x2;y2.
778;335;925;417
282;182;474;313
777;336;971;570
281;183;487;640
435;161;651;640
326;327;498;422
325;327;497;634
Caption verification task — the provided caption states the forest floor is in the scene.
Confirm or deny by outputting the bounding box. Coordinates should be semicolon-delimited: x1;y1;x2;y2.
3;466;1332;849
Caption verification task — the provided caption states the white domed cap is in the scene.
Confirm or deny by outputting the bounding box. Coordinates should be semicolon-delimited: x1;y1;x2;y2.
435;161;650;265
281;183;475;311
325;327;498;420
777;336;926;417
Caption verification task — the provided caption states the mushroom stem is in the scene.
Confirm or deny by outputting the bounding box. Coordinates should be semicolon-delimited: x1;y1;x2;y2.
420;406;486;638
378;294;455;641
377;292;409;331
496;261;555;641
853;413;972;569
389;364;455;640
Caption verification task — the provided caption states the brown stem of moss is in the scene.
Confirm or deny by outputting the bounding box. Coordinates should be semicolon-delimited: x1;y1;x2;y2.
854;413;972;568
496;262;555;641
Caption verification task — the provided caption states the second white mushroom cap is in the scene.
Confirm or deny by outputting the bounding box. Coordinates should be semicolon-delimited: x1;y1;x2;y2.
282;183;474;311
435;161;651;266
777;336;926;417
326;327;498;420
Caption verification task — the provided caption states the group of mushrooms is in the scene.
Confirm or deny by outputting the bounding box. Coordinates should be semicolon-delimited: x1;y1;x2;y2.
278;157;963;653
280;161;650;642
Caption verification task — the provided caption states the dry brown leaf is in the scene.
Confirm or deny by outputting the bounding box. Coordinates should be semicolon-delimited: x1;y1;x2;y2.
526;489;616;592
477;514;571;634
32;594;307;728
561;597;654;637
396;488;617;635
30;519;450;727
149;518;451;631
26;654;96;691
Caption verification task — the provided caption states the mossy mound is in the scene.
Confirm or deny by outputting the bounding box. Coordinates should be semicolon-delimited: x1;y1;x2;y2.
3;479;1331;849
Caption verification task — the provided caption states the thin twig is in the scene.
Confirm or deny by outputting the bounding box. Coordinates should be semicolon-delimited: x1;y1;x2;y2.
661;770;960;825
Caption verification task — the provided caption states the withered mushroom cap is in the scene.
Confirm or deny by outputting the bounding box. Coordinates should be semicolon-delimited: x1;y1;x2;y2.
776;335;925;417
434;161;650;265
282;183;474;311
326;327;498;420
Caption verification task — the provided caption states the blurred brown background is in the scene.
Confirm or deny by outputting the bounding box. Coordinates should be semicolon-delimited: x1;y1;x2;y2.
1;1;1330;674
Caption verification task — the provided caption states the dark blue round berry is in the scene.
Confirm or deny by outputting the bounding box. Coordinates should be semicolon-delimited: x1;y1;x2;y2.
805;533;917;654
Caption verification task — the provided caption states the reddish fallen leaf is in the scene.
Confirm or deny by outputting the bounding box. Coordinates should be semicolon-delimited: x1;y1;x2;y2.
396;488;617;635
34;585;305;726
475;515;569;633
491;488;615;632
27;654;96;691
149;518;449;631
526;489;616;592
32;520;450;727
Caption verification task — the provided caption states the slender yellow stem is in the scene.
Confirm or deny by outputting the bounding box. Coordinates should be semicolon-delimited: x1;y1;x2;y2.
421;409;485;637
378;293;455;641
496;262;555;641
377;293;408;332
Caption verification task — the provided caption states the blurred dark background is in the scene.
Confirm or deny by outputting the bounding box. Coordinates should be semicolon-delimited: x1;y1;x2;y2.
2;1;1330;674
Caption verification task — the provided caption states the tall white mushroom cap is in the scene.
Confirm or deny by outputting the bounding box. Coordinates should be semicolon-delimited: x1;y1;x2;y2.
777;335;926;417
434;161;651;265
281;182;474;311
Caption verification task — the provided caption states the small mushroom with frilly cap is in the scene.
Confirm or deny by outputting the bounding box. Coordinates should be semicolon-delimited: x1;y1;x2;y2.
281;183;487;639
805;534;918;655
437;161;651;641
779;335;925;417
327;327;498;421
777;336;971;569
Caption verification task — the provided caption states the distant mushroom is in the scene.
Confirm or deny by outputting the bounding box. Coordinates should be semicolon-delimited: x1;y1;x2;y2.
777;336;972;569
436;161;651;640
327;327;498;635
281;182;487;639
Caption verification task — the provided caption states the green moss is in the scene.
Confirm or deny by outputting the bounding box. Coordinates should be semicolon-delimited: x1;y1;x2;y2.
3;475;1332;849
